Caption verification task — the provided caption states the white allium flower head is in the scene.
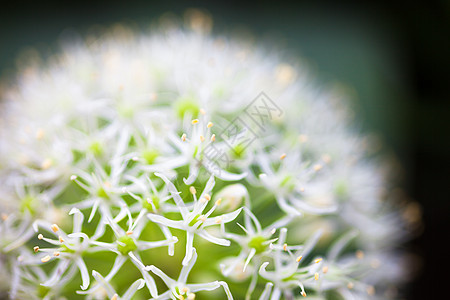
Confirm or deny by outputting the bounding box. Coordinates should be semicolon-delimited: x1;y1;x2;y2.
0;11;413;300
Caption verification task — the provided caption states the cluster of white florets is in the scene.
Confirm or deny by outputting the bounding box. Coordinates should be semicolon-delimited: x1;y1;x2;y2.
0;16;414;300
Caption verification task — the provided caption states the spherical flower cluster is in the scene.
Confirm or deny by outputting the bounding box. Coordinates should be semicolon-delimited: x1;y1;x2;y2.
0;16;414;300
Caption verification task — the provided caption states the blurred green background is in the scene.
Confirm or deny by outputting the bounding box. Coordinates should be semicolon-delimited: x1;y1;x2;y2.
1;1;449;299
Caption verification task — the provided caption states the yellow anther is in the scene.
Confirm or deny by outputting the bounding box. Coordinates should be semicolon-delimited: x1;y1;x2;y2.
322;154;331;163
1;213;8;221
53;251;60;257
200;215;207;222
207;122;213;128
187;293;196;300
299;187;305;192
33;246;39;253
191;119;199;125
181;287;189;293
314;258;323;264
41;255;51;263
210;134;216;142
299;134;308;143
104;181;111;188
41;158;53;170
301;291;307;297
181;133;187;141
322;266;329;274
111;294;118;300
314;272;319;280
204;194;211;201
215;216;223;224
36;128;45;140
59;236;64;243
200;135;205;142
296;255;303;262
356;250;364;259
177;295;185;300
371;259;380;269
126;230;133;235
51;224;59;233
215;198;222;206
280;153;287;160
283;243;287;251
38;234;44;240
313;164;322;171
366;286;375;296
190;186;197;195
347;282;354;289
200;108;206;115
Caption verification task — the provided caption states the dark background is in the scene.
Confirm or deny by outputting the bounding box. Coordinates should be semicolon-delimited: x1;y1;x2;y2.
1;1;448;299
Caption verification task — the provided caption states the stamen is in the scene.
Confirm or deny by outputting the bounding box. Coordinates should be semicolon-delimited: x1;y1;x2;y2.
301;291;307;297
356;250;364;259
204;194;211;201
181;133;187;141
38;234;43;240
200;135;205;142
126;230;133;235
181;287;189;293
280;153;287;160
200;215;207;222
191;119;199;125
314;272;319;280
190;186;197;195
215;216;223;224
41;158;52;170
322;266;328;273
41;255;51;263
51;224;59;233
33;246;39;253
270;228;276;235
200;108;206;115
111;294;118;300
296;255;303;262
188;293;196;300
36;128;44;139
53;251;60;257
210;134;216;142
59;236;64;243
299;187;305;192
366;286;375;296
283;243;287;251
322;154;331;163
299;134;308;143
347;282;354;289
215;198;222;206
313;164;322;171
207;122;213;128
314;258;323;263
1;213;8;221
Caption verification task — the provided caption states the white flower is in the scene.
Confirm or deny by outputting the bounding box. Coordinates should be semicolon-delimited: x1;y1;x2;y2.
147;172;242;265
148;248;233;300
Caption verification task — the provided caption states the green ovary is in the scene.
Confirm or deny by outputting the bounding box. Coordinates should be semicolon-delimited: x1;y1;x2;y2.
142;148;159;164
248;236;268;254
143;195;160;212
117;236;138;255
20;195;38;216
175;96;200;119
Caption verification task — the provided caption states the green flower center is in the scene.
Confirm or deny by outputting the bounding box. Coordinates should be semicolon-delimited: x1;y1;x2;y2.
175;96;200;119
20;195;38;216
117;235;138;255
142;148;159;165
248;236;268;254
88;140;103;157
143;195;160;212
